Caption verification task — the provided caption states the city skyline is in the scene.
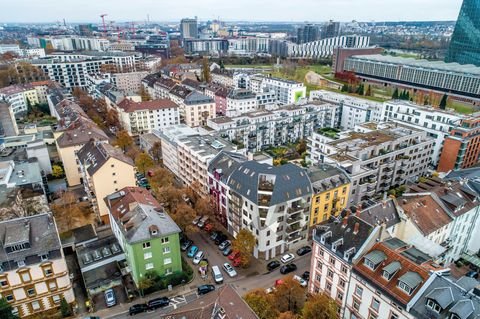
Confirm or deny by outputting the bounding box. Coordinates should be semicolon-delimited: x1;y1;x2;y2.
0;0;463;23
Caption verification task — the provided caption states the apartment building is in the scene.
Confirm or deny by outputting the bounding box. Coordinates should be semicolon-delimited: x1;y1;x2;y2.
382;100;463;166
204;83;230;116
227;162;311;259
344;240;436;319
30;80;53;104
226;89;258;117
307;164;351;226
0;44;45;58
111;71;149;93
308;122;434;206
181;91;216;127
27;36;110;51
290;35;370;59
0;213;75;318
257;76;306;105
106;187;182;286
153;77;177;100
115;99;180;135
438;116;480;172
211;68;236;88
208;102;339;152
77;141;136;223
53;100;109;186
207;151;247;229
310;90;383;130
0;84;40;115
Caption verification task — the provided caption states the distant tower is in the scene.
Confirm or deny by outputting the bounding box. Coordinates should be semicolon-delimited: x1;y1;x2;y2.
446;0;480;66
180;17;198;40
321;20;341;39
297;24;319;44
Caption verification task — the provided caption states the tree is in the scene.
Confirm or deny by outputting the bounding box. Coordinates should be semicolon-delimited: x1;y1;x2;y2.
0;298;18;319
138;86;151;102
295;140;307;155
106;109;120;128
115;130;133;152
60;297;72;318
149;167;174;191
135;152;155;175
365;85;372;96
170;202;198;232
278;312;298;319
51;164;64;178
202;57;211;83
341;84;348;92
51;190;94;231
272;276;305;313
232;229;256;267
439;93;448;110
392;87;399;99
244;289;278;319
302;293;338;319
150;142;162;162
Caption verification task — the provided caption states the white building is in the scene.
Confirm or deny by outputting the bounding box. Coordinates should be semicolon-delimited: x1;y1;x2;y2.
111;71;149;93
27;36;110;52
242;75;306;105
0;84;39;115
226;89;258;117
291;35;370;59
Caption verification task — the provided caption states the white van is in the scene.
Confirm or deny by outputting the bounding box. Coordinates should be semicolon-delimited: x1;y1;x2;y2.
211;265;224;284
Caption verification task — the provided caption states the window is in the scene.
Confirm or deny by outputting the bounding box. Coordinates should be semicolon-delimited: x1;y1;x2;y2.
113;180;117;184
43;266;53;277
371;298;380;312
144;252;152;259
48;280;57;291
426;299;441;313
315;274;321;282
341;265;348;274
161;237;169;244
368;313;378;319
52;295;61;304
398;281;413;295
330;257;336;265
31;301;40;311
364;258;377;270
0;277;8;287
20;272;31;282
5;294;14;302
143;242;151;249
145;263;154;270
164;258;172;265
339;279;346;289
355;285;363;298
163;247;171;254
111;164;115;168
165;268;173;275
326;282;332;292
353;298;361;311
337;292;343;301
318;248;324;256
40;254;49;262
26;287;36;297
327;269;334;279
389;312;399;319
112;172;116;176
17;260;25;268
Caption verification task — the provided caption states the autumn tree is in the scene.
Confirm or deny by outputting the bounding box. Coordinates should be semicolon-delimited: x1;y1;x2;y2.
272;276;305;314
150;141;162;162
51;190;94;231
148;167;174;190
106;109;120;128
278;311;298;319
232;229;256;267
115;130;133;152
244;289;278;319
135;152;155;175
138;86;151;102
51;164;64;178
202;57;211;82
170;202;198;232
295;139;307;155
302;293;338;319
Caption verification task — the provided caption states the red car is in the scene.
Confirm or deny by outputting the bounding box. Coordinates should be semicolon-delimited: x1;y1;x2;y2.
232;257;242;267
204;223;214;232
228;250;240;261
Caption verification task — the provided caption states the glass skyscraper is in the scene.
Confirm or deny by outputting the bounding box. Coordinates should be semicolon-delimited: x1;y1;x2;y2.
446;0;480;66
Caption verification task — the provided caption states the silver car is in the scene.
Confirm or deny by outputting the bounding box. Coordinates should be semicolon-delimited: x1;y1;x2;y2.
223;262;237;277
104;288;116;307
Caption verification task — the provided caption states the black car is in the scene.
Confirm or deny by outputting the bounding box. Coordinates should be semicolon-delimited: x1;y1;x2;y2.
197;284;215;295
267;260;281;271
466;271;479;279
296;246;312;256
223;247;233;256
302;271;310;281
181;239;193;251
147;297;169;310
215;234;227;245
280;263;297;274
129;303;148;315
210;231;220;241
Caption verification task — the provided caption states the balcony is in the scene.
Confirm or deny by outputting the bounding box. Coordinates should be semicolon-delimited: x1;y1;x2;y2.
286;233;303;242
288;202;305;214
286;224;301;234
287;214;302;225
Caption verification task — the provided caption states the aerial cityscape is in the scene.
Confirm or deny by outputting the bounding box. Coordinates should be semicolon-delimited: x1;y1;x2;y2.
0;0;479;318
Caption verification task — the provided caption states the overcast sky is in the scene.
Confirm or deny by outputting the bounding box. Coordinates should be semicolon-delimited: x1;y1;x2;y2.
0;0;463;23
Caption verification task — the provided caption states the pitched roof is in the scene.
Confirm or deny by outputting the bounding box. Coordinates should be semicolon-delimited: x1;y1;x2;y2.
307;164;350;193
207;151;247;183
106;186;158;220
76;141;133;176
162;285;258;319
154;77;177;90
56;117;109;148
358;199;401;228
117;99;178;113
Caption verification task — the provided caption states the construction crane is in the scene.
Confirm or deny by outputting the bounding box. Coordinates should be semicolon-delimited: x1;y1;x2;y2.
100;14;108;35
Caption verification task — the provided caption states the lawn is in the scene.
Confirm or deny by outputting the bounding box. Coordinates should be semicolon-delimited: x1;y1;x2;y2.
448;101;476;115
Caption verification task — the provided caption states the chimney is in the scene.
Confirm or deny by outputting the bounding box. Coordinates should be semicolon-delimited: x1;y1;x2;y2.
353;222;360;235
342;216;348;228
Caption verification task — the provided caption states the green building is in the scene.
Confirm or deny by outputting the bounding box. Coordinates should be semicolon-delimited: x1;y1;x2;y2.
105;187;182;285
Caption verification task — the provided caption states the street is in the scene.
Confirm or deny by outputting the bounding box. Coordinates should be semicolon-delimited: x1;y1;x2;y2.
99;229;311;319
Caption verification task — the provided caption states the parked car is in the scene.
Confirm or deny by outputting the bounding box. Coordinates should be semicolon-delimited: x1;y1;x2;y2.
228;250;240;261
192;216;202;225
197;216;209;228
267;260;281;271
232;257;242;267
104;288;116;307
147;297;169;310
147;170;154;177
302;271;310;281
212;265;224;284
181;239;193;251
466;271;479;279
204;223;214;232
197;284;215;295
215;234;228;245
193;251;205;265
222;247;233;256
135;172;144;179
129;303;148;315
296;246;312;256
265;287;276;294
280;263;297;274
187;245;198;258
293;275;308;287
210;231;220;241
218;240;231;250
223;262;238;277
280;253;295;263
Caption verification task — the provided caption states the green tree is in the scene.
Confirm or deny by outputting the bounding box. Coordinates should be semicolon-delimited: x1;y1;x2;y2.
341;84;348;92
232;229;256;267
244;289;279;319
51;164;64;178
135;152;155;175
0;298;18;319
60;297;71;318
392;87;399;99
439;93;448;110
115;130;133;152
202;57;211;83
302;293;338;319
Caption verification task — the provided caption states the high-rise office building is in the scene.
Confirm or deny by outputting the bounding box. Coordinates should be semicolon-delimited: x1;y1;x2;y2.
446;0;480;66
297;24;319;44
321;20;341;39
180;18;198;40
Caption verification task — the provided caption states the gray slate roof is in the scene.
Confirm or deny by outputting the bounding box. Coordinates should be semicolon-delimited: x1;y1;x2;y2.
228;162;311;206
399;271;423;289
207;151;247;183
364;250;387;265
426;287;454;309
77;141;133;176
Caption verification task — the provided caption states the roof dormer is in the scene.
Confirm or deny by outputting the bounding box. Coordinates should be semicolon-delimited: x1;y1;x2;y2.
363;250;386;270
382;261;401;281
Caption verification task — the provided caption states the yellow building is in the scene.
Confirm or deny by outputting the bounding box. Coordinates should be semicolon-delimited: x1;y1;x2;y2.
77;140;136;223
307;164;351;226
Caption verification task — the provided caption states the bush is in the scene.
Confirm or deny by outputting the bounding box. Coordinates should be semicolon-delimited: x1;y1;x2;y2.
60;297;71;318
